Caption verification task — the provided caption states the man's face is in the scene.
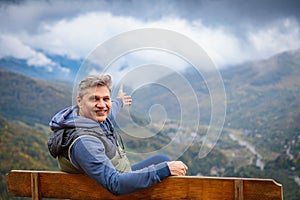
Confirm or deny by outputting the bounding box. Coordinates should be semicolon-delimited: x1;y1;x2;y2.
77;85;112;123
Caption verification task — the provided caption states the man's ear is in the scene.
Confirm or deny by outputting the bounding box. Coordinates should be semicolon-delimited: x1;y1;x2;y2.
77;96;82;107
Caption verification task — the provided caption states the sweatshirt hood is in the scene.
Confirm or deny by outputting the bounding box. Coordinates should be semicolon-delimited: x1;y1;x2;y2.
49;106;100;130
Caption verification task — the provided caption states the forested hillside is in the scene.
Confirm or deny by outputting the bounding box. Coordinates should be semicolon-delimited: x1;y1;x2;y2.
221;50;300;199
0;116;58;199
0;71;71;199
0;70;72;125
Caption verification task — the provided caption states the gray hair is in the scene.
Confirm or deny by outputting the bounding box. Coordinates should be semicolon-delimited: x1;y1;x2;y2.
77;74;112;98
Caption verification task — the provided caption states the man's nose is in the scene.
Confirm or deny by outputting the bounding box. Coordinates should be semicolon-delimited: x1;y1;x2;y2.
96;99;105;107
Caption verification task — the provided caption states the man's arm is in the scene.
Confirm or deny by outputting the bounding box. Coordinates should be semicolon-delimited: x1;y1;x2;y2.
70;136;171;195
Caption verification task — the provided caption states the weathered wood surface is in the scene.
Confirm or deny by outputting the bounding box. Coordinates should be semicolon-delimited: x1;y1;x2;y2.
6;170;283;200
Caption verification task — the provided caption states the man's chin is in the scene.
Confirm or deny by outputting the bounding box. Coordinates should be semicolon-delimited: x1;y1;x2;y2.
96;116;107;123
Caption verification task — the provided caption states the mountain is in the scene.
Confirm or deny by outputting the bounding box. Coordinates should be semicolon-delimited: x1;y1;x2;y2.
0;71;73;198
116;49;300;199
223;50;300;128
221;50;300;159
0;49;300;199
128;49;300;156
0;70;72;125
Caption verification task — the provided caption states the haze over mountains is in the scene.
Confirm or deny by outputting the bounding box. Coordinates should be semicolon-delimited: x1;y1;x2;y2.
0;54;82;82
0;49;300;199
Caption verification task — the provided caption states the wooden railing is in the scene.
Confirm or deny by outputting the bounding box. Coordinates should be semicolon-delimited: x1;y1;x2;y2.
6;170;283;200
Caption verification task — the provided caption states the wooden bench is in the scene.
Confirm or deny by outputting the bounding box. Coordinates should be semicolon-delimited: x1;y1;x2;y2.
6;170;283;200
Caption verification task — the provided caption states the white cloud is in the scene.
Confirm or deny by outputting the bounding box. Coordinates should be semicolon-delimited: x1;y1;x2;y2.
145;18;250;67
14;13;248;68
1;3;300;71
23;12;143;60
0;34;70;73
0;34;34;59
248;18;300;60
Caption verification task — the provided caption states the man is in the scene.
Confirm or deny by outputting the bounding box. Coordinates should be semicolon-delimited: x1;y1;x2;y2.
48;74;188;195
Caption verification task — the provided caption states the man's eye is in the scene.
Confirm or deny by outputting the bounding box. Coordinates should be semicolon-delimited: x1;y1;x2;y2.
89;97;97;101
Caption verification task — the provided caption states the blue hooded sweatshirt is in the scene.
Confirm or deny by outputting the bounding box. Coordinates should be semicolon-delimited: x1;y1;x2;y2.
49;99;171;195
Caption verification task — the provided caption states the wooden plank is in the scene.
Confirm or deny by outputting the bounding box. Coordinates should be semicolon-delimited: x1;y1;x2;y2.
243;179;283;200
6;170;32;197
6;170;283;200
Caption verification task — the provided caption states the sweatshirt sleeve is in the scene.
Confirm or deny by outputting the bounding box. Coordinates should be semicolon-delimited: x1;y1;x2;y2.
69;136;171;195
108;98;123;121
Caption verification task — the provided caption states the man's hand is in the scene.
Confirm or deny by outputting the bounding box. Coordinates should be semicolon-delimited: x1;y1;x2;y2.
117;84;132;107
167;161;188;176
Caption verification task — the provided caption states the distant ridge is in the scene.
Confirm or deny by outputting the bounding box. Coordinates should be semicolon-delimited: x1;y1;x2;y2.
0;70;72;125
0;55;81;82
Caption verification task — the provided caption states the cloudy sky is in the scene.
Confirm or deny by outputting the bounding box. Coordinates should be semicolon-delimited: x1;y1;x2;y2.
0;0;300;75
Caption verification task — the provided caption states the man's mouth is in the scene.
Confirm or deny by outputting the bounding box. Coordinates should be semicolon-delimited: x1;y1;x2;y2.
95;110;107;116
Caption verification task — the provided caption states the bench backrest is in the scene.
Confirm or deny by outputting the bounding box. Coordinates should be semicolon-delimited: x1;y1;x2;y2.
6;170;283;200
